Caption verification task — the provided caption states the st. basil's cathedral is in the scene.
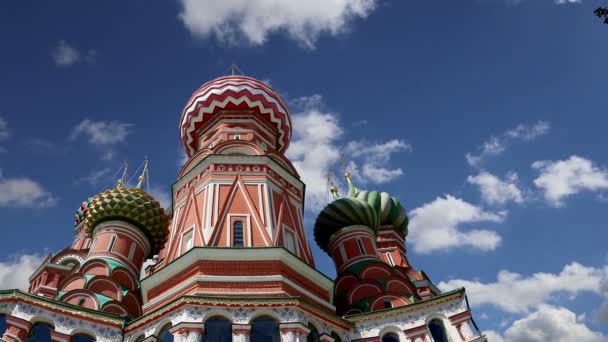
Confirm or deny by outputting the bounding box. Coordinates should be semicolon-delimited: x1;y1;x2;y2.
0;75;487;342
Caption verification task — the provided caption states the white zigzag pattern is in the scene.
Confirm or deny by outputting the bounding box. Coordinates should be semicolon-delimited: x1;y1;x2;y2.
181;84;291;155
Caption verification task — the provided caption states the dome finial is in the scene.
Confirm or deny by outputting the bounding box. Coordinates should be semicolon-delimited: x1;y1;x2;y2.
117;160;128;188
339;153;360;197
326;169;340;200
136;157;149;190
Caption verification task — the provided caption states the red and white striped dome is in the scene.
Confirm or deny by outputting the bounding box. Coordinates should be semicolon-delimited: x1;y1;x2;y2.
180;75;292;157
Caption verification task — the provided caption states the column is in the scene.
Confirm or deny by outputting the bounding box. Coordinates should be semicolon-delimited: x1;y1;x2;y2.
403;325;430;342
279;323;310;342
51;331;72;342
232;324;251;342
449;311;474;341
170;322;205;342
2;315;32;342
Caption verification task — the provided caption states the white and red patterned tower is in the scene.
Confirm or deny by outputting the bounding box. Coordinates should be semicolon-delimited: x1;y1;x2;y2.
141;75;333;315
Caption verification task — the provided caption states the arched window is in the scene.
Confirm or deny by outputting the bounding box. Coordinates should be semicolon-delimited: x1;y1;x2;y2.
27;322;54;342
233;221;244;247
428;319;448;342
205;317;232;342
330;332;342;342
134;335;145;342
356;238;365;254
250;316;280;342
0;314;6;337
72;334;96;342
108;235;117;251
307;323;320;342
158;323;174;342
381;333;400;342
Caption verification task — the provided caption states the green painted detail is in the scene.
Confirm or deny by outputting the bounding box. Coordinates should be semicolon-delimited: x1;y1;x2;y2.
93;292;114;306
347;180;409;237
314;197;379;252
86;186;169;255
84;274;95;284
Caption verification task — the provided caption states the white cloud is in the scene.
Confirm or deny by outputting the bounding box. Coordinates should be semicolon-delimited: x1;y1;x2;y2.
178;0;378;48
0;176;57;208
51;41;97;67
345;139;411;184
438;262;603;313
286;99;343;212
554;0;581;4
466;121;549;167
490;305;606;342
286;95;408;212
76;168;112;186
0;254;44;290
408;195;504;253
467;171;523;205
70;119;132;146
532;155;608;206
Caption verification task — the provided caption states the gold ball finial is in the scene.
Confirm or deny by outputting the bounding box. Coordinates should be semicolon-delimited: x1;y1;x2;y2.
344;172;352;183
330;185;338;194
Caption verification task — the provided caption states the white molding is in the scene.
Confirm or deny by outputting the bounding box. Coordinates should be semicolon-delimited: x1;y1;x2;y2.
140;248;334;305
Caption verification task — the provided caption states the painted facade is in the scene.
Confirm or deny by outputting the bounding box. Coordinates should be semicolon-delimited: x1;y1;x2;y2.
0;75;487;342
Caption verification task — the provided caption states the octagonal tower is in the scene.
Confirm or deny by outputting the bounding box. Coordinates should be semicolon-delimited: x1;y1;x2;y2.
141;75;332;315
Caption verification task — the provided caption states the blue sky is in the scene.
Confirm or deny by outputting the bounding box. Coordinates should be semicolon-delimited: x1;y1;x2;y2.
1;0;607;340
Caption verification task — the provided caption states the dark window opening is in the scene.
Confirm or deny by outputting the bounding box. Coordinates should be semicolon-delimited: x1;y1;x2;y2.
384;300;393;309
381;333;400;342
307;324;320;342
72;334;96;342
429;319;448;342
205;317;232;342
78;297;86;306
356;238;366;254
330;332;342;342
251;317;279;342
26;322;54;342
158;323;174;342
233;221;244;247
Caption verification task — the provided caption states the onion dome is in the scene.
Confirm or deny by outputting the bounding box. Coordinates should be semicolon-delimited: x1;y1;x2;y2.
180;75;292;157
345;175;409;237
314;197;379;253
85;161;170;255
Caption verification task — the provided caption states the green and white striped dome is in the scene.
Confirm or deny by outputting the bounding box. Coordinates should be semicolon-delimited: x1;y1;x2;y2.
347;183;409;237
314;197;379;253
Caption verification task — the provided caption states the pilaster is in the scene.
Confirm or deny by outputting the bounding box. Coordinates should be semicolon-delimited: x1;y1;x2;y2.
1;315;32;342
279;322;310;342
319;333;335;342
449;311;474;341
404;325;430;342
170;322;205;342
232;324;251;342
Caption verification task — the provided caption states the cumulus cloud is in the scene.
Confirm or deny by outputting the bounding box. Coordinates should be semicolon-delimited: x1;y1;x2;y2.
466;121;549;167
178;0;378;48
51;40;97;67
286;95;409;212
286;99;343;211
0;254;45;290
467;171;523;205
0;175;57;208
148;185;172;209
438;262;603;313
408;195;504;253
489;305;605;342
532;155;608;206
70;119;132;156
344;139;411;184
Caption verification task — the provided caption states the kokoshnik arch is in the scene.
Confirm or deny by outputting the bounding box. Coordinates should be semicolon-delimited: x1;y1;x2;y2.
0;75;487;342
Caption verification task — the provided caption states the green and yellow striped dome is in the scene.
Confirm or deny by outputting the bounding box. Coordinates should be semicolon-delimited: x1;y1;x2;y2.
86;186;170;254
314;197;379;253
